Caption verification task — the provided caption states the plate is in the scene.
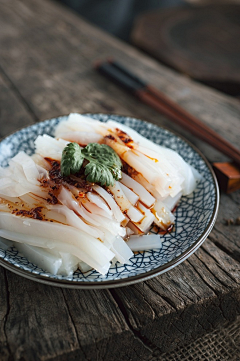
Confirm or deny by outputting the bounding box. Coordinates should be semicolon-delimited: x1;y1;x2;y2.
0;114;219;288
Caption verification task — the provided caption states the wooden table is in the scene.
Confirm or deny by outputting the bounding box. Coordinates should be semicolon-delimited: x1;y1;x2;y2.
0;1;239;360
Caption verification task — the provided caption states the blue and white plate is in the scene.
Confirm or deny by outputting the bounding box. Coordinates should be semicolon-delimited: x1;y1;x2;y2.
0;114;219;288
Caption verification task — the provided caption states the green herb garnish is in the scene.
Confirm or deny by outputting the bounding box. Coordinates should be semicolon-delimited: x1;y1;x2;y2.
61;142;122;186
61;142;84;177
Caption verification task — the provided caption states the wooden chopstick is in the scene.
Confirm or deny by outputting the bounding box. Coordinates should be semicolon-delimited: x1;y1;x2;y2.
95;60;240;165
137;89;240;164
110;60;240;164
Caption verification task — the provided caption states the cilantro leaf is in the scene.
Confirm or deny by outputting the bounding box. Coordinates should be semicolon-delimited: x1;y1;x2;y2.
60;142;122;186
82;143;122;186
84;162;114;186
61;142;84;176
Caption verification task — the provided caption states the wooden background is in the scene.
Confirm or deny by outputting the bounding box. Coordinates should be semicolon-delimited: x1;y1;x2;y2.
0;0;240;360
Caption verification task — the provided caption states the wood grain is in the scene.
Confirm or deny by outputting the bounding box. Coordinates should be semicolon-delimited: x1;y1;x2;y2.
111;239;240;353
0;0;239;359
0;72;35;139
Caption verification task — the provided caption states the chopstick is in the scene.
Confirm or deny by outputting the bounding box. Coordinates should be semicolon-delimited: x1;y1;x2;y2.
95;59;240;166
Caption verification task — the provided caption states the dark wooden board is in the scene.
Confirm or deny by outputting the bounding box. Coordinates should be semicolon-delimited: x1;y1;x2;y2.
0;72;35;139
131;4;240;95
0;0;240;359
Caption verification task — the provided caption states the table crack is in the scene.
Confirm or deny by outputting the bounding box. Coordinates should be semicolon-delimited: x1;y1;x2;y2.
203;239;240;284
60;289;90;361
3;269;12;360
110;289;154;354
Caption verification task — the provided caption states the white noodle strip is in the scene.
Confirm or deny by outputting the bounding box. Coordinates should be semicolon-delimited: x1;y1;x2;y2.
108;182;143;223
31;154;51;170
0;229;54;248
49;243;111;275
0;195;20;204
57;131;103;145
18;194;41;208
127;235;162;251
50;204;103;239
119;183;139;205
59;252;79;276
120;172;155;207
121;215;129;227
106;120;164;158
77;204;101;226
97;228;115;248
78;261;93;273
63;183;80;197
56;121;94;134
132;173;166;200
87;192;113;216
110;236;133;264
45;210;67;224
106;120;201;196
0;166;11;177
0;203;11;212
55;114;108;137
9;229;109;275
0;183;40;198
105;137;159;185
133;202;155;233
81;200;112;219
36;165;49;180
108;182;131;212
19;192;52;208
127;222;144;235
15;243;62;275
22;192;50;206
162;192;182;211
11;152;40;185
35;135;69;161
0;165;42;197
127;206;144;223
0;178;16;189
136;145;179;177
48;250;80;276
0;161;49;198
58;187;100;226
93;185;125;223
0;215;115;274
59;196;126;238
81;201;124;234
151;200;175;230
126;227;134;236
82;201;112;219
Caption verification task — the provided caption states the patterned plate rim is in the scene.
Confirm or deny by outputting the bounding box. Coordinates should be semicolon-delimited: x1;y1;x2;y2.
0;114;220;289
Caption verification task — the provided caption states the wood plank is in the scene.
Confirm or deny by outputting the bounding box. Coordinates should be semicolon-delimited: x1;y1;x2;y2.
209;192;240;262
0;71;35;138
4;271;82;361
61;288;151;361
110;239;240;353
0;269;9;361
3;271;150;361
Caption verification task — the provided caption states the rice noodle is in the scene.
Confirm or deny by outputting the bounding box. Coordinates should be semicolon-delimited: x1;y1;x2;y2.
0;113;201;276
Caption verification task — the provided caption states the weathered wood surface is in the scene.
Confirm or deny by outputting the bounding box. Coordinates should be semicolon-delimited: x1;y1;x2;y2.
0;0;240;360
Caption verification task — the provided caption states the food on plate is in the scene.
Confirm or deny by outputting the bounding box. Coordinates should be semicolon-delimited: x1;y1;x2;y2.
0;114;201;276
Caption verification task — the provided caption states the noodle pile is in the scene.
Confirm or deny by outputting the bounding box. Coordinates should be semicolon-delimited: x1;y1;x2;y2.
0;114;201;275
